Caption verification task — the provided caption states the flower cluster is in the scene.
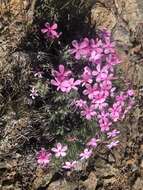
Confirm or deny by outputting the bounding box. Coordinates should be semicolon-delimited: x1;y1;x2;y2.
51;31;134;134
35;23;135;170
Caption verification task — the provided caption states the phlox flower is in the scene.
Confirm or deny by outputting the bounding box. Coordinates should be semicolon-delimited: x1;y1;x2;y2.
103;40;116;54
107;129;120;138
116;92;127;106
83;84;98;100
30;87;38;99
81;66;93;86
41;22;61;39
92;65;109;82
106;53;120;67
80;148;92;160
109;103;122;122
52;64;72;81
99;118;112;132
51;143;68;158
65;78;81;92
74;99;87;108
81;105;96;120
107;141;119;149
90;39;103;53
51;77;81;93
70;38;90;60
127;89;134;97
51;78;70;92
87;138;100;148
89;50;102;64
62;161;77;170
91;90;107;105
37;148;52;167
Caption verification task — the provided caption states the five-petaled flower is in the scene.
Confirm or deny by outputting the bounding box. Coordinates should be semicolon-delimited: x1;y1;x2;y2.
51;143;68;158
41;22;61;39
80;148;92;160
62;161;77;170
30;87;38;99
37;148;52;166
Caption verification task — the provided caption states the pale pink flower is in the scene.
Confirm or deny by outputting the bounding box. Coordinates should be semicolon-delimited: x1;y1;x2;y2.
104;40;115;54
74;99;87;108
37;148;52;166
90;39;103;53
30;87;38;99
65;78;81;92
89;51;102;63
109;103;122;122
80;148;92;160
51;78;70;92
92;65;109;82
107;141;119;149
83;84;98;100
116;93;126;106
87;138;100;148
81;66;93;86
62;161;77;169
52;65;72;81
106;53;120;66
70;38;90;60
127;89;134;97
107;129;120;138
99;118;112;132
92;90;107;104
81;105;96;120
51;143;67;158
41;22;61;39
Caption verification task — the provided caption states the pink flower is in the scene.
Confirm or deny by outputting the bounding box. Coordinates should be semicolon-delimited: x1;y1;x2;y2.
70;38;90;60
37;148;52;166
30;87;38;99
51;78;70;92
87;138;100;148
106;54;120;66
65;78;81;92
41;22;61;39
92;65;109;82
107;141;119;149
80;148;92;160
89;51;102;64
90;39;103;53
74;99;87;108
104;40;115;54
83;84;98;100
99;118;112;132
81;105;96;120
51;78;81;93
62;161;77;170
92;90;107;105
116;93;126;106
52;65;72;81
51;143;67;158
107;129;120;138
109;103;122;122
127;89;134;97
81;66;93;86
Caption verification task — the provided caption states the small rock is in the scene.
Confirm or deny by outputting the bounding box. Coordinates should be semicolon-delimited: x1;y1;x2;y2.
80;171;97;190
47;179;77;190
132;177;143;190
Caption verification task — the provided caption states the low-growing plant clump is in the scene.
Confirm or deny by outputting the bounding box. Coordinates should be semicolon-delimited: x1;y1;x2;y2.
29;21;135;170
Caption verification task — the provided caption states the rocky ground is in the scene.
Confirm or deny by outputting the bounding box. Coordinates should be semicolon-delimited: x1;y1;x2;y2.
0;0;143;189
